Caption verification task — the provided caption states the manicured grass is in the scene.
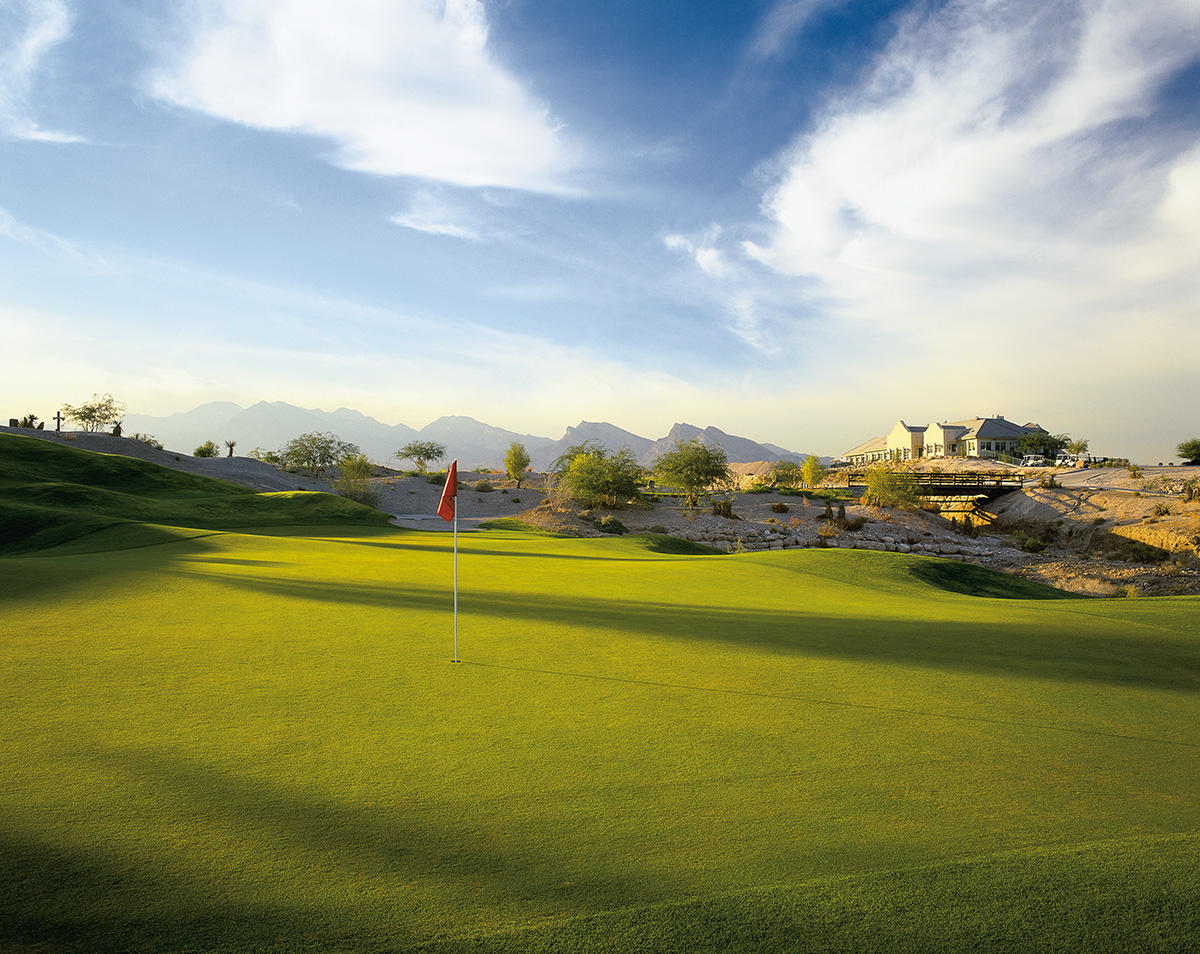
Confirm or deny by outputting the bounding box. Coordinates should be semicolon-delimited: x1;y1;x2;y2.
2;439;1199;951
0;434;388;552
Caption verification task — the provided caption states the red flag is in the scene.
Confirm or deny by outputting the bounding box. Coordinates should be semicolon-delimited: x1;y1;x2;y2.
437;460;458;522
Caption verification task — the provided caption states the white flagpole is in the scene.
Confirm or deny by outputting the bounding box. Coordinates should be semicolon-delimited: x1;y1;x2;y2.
452;494;459;663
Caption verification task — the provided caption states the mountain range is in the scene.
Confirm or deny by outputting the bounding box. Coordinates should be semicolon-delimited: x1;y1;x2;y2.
122;402;819;469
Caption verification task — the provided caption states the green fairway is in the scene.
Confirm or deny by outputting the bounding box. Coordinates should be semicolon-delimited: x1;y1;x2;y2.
2;436;1199;951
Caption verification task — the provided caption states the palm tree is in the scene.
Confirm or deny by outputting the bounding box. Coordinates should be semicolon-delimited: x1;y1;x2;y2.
225;440;238;458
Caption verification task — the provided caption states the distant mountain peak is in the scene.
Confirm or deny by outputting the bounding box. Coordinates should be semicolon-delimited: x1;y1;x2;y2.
121;401;812;468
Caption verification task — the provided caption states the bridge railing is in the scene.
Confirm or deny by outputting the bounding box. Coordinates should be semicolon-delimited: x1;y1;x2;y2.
843;471;1025;491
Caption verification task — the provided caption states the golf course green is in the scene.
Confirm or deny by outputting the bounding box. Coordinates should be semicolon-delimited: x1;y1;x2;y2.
2;434;1199;952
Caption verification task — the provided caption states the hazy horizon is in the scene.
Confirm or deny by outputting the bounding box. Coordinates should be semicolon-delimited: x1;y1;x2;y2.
3;1;1198;463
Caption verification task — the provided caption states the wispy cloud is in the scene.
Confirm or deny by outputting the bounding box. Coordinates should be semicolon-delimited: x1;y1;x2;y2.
0;203;113;270
149;0;575;193
0;0;85;142
663;224;798;353
747;0;845;61
664;225;729;277
391;189;486;242
747;0;1200;280
737;0;1200;367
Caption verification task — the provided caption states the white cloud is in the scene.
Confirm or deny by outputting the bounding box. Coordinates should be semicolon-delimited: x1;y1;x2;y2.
150;0;573;193
736;0;1200;381
391;190;484;241
664;225;728;276
0;0;85;142
749;0;1200;280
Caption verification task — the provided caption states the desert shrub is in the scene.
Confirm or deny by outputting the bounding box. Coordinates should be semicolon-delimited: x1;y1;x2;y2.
559;447;644;509
649;524;668;534
193;440;219;458
1093;517;1106;525
333;482;378;507
769;460;803;488
843;516;866;531
765;517;777;524
1123;584;1139;599
711;497;738;519
1012;531;1045;553
1039;475;1061;489
593;514;628;534
130;433;163;449
1127;464;1143;478
1183;478;1200;503
1152;503;1171;517
744;482;772;494
474;479;495;492
330;453;377;507
511;497;520;504
770;502;789;514
788;517;804;528
862;465;919;508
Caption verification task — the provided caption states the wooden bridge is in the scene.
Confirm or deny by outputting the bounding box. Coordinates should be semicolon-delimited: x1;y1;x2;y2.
842;471;1026;498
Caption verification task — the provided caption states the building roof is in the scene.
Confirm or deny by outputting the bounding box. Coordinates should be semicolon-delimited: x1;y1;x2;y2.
947;416;1038;440
842;435;887;457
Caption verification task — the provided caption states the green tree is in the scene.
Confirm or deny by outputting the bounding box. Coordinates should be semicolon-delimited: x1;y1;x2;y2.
60;393;126;433
281;432;360;477
395;440;446;474
1018;431;1069;459
653;439;732;510
193;440;219;458
559;447;644;509
551;440;602;475
1177;438;1200;463
505;442;531;487
862;464;919;509
1067;438;1089;456
801;455;828;489
768;460;803;488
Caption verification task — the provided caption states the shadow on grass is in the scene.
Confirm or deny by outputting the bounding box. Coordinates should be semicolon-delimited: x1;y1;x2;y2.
177;569;1200;694
0;742;673;954
907;560;1071;600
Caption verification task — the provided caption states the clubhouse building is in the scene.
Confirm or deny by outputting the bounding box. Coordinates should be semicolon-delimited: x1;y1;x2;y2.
840;416;1047;466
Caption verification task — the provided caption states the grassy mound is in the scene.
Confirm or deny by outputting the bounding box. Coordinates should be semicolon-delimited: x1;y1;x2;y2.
0;434;389;552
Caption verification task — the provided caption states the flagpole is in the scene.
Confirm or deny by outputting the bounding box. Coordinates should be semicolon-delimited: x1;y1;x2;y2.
453;501;459;663
437;459;460;663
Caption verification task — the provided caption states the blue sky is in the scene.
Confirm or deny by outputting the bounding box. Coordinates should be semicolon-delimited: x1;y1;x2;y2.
1;0;1198;459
